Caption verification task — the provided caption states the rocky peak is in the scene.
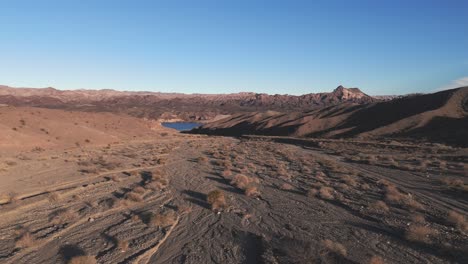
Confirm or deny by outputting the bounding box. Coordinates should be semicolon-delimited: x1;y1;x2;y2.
332;85;367;99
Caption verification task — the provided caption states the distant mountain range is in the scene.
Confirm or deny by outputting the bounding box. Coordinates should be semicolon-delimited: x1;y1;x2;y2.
0;85;384;120
191;87;468;146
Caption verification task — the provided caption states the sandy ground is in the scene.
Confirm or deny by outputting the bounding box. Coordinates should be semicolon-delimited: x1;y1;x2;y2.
0;132;466;264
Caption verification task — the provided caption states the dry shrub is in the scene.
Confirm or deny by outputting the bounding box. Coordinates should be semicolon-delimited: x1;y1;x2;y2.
221;169;232;178
68;255;97;264
231;174;257;189
15;231;35;248
411;214;426;224
206;190;226;210
377;179;393;187
360;183;370;190
384;185;405;203
146;170;169;190
447;211;468;231
150;211;177;227
280;183;294;191
48;192;61;203
50;209;79;225
124;192;143;203
405;225;436;242
319;187;334;200
132;186;146;194
146;181;166;191
245;186;260;197
341;175;357;187
109;175;121;182
117;239;129;252
385;185;424;210
197;156;208;163
442;178;464;187
404;198;424;211
368;256;385;264
308;188;318;197
370;201;390;213
322;239;347;256
177;204;193;214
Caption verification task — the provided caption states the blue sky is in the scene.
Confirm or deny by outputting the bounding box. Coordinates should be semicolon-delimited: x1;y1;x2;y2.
0;0;467;95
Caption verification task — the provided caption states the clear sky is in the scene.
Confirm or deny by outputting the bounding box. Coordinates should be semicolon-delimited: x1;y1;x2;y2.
0;0;467;95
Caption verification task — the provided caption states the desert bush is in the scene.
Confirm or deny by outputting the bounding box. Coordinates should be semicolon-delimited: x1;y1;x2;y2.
411;214;426;224
206;190;226;210
146;181;166;191
15;231;35;248
370;201;389;213
109;175;121;182
230;174;252;189
322;239;347;256
149;211;177;227
441;177;464;187
368;256;385;264
48;192;61;203
384;185;424;210
405;225;436;242
245;186;260;197
360;183;370;190
319;187;334;200
132;186;146;194
197;156;208;163
384;185;405;203
341;175;357;187
117;239;129;252
280;183;294;190
50;209;79;225
221;169;232;178
447;211;468;231
308;188;318;197
68;255;97;264
124;192;143;203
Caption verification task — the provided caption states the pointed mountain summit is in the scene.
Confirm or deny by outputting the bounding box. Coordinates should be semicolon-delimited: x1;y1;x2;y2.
332;85;368;99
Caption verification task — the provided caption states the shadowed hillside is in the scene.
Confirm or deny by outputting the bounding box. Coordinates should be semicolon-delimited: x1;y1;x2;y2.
191;87;468;146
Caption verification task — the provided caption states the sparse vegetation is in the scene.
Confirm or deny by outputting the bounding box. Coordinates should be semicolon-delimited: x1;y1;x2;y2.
447;211;468;231
245;186;260;197
15;231;35;248
149;210;177;227
206;190;226;210
117;239;129;252
318;187;334;200
322;239;347;256
370;201;390;213
50;209;79;225
405;225;436;242
124;192;144;203
48;192;61;203
368;256;385;264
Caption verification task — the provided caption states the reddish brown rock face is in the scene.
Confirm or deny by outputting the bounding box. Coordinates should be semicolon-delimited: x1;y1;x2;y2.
0;85;377;121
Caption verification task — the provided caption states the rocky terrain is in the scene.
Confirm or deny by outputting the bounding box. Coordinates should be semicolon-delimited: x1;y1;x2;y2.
192;87;468;147
0;85;377;121
0;88;466;264
0;120;466;263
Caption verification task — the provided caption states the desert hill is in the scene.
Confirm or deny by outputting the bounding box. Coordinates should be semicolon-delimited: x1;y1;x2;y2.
0;85;378;121
191;87;468;146
0;106;170;153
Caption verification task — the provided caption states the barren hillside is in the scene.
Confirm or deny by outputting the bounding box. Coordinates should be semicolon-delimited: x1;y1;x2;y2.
192;87;468;146
0;85;378;121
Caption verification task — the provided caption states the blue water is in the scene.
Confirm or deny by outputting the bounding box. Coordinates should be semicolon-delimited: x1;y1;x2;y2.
161;122;202;131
